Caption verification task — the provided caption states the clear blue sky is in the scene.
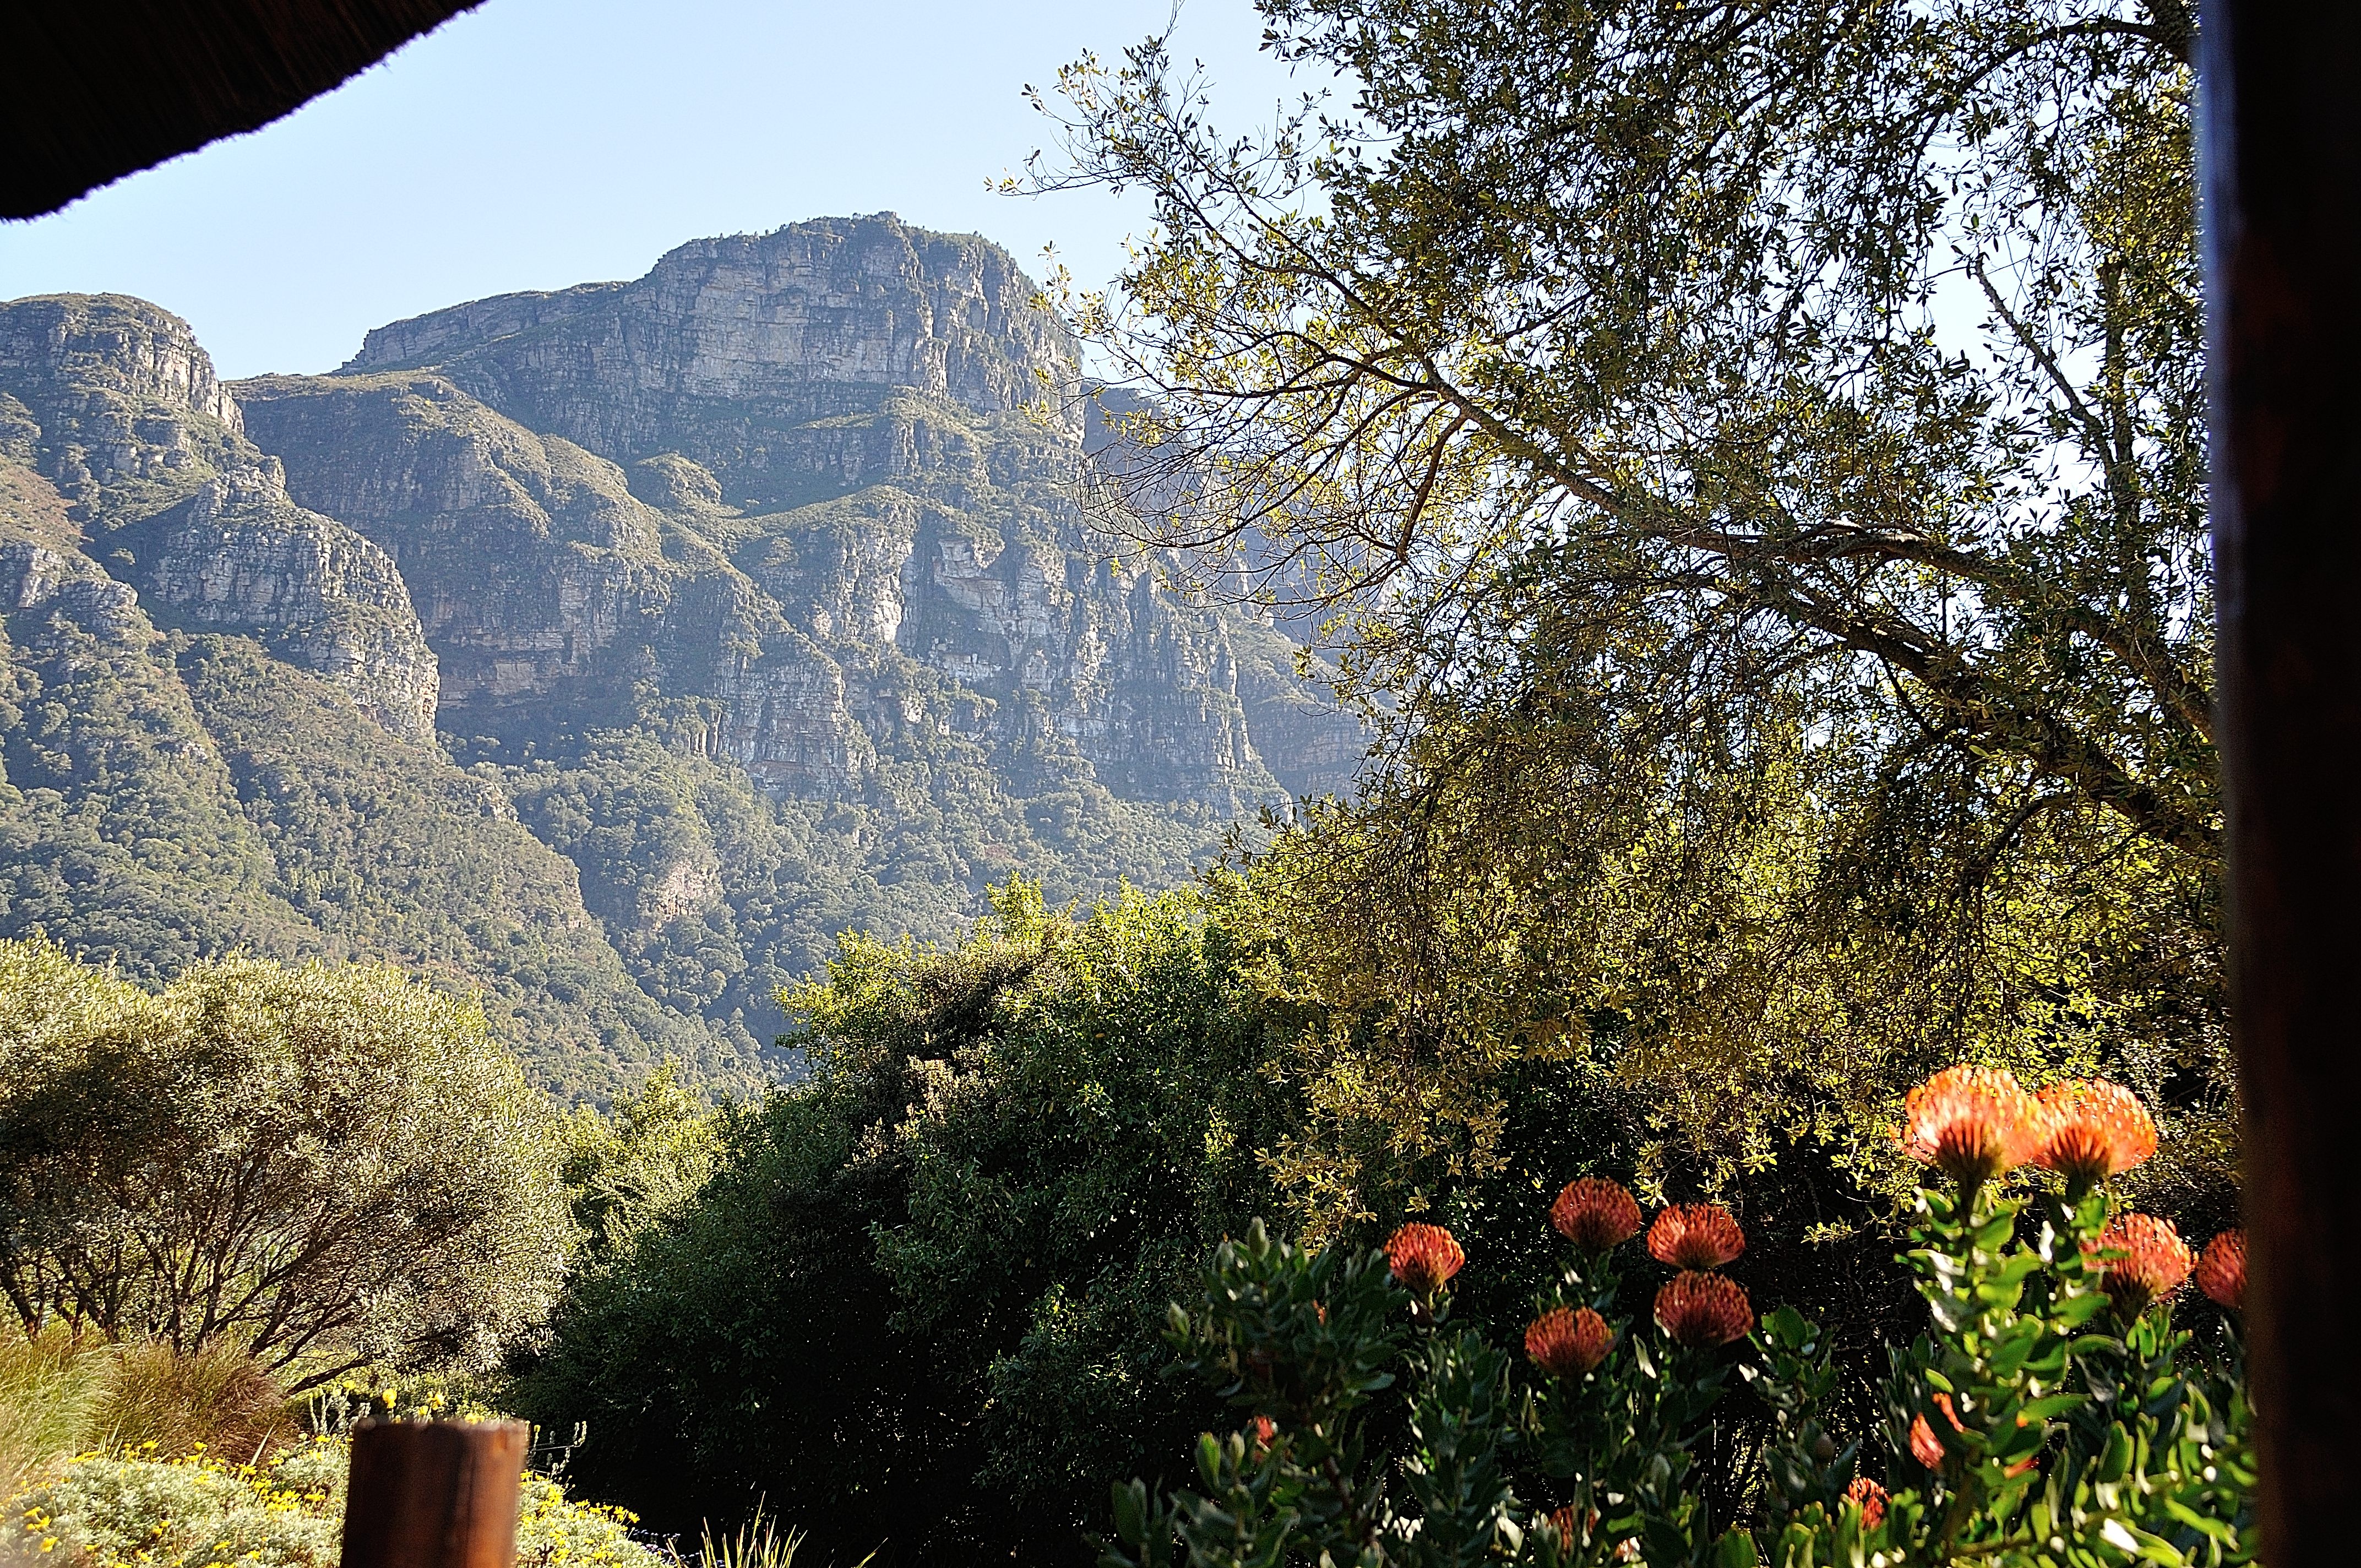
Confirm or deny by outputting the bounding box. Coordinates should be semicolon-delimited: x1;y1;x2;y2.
0;0;1316;379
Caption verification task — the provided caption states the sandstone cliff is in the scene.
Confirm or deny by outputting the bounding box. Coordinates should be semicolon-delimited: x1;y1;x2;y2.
342;214;1076;494
244;215;1357;809
0;296;440;740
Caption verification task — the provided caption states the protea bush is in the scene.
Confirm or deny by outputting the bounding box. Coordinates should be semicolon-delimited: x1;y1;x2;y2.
1099;1066;2252;1567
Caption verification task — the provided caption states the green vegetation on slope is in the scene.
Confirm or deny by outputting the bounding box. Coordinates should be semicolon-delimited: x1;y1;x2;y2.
492;718;1234;1054
177;639;742;1096
1;448;747;1099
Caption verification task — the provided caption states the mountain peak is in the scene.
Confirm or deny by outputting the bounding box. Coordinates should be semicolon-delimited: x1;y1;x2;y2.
339;216;1074;476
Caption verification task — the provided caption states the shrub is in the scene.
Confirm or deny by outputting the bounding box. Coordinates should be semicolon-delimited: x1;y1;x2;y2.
0;1335;304;1499
1101;1065;2252;1567
6;1433;661;1568
0;1331;102;1496
0;940;575;1386
81;1341;297;1469
9;1440;346;1568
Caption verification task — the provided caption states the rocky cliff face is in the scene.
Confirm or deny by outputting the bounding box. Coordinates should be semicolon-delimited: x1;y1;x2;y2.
0;292;243;465
0;295;441;741
130;460;440;740
342;215;1074;498
239;215;1358;810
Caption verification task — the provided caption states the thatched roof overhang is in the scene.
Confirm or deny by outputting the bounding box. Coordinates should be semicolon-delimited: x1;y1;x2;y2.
2;1;481;220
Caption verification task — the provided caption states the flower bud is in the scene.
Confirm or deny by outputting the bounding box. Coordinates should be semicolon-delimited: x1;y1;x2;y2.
1646;1204;1745;1270
1551;1178;1643;1249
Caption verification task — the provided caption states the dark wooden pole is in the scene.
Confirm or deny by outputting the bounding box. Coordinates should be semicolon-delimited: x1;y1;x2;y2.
341;1421;529;1568
2200;2;2361;1560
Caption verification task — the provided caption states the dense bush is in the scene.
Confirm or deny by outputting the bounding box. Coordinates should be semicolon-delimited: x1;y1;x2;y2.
512;884;1307;1564
0;940;574;1387
1103;1066;2251;1568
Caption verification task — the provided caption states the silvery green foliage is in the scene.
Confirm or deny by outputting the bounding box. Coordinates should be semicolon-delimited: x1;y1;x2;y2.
8;1435;665;1568
0;940;574;1387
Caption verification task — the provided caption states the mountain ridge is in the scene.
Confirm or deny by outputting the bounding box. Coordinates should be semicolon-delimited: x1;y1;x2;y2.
0;216;1363;1096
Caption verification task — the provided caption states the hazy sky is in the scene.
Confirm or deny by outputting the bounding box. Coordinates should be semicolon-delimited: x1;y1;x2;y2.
0;0;1315;379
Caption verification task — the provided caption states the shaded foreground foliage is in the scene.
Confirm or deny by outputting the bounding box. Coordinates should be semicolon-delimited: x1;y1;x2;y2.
512;886;1308;1563
1105;1168;2250;1568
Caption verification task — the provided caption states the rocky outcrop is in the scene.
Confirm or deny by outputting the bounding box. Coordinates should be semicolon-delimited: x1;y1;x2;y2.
232;371;680;708
132;460;441;740
0;295;245;502
342;215;1077;508
0;296;443;743
3;537;148;647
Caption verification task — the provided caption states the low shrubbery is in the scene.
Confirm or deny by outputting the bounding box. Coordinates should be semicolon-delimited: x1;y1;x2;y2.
7;1434;660;1568
0;1334;302;1501
1101;1066;2250;1567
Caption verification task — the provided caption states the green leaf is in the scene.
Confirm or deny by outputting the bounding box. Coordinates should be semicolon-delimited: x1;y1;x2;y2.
1711;1526;1761;1568
1112;1480;1148;1545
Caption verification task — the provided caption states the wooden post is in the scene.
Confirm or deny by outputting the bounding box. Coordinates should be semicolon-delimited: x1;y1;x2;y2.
340;1420;529;1568
2199;2;2361;1560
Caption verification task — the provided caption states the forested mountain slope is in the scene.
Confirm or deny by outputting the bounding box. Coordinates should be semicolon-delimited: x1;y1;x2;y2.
0;216;1361;1095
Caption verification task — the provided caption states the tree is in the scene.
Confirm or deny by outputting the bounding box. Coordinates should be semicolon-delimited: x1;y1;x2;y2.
513;884;1307;1565
0;939;573;1387
1029;0;2224;1220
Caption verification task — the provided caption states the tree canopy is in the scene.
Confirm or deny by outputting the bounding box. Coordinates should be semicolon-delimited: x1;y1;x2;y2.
514;884;1306;1564
0;940;573;1387
1027;0;2223;1217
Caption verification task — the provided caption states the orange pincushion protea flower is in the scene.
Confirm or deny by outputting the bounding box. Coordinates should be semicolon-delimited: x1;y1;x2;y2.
1386;1223;1466;1295
1909;1413;1946;1468
2032;1079;2158;1187
1646;1204;1746;1270
1250;1414;1277;1455
1843;1477;1887;1528
1552;1177;1644;1249
1653;1271;1753;1347
1910;1392;1966;1468
1525;1305;1613;1378
1902;1065;2042;1187
2087;1213;2195;1320
2196;1229;2246;1311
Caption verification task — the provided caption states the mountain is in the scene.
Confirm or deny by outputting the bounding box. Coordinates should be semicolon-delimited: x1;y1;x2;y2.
0;215;1361;1097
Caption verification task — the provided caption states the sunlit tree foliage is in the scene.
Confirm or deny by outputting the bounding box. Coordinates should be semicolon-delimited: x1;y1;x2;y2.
1027;0;2223;1225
